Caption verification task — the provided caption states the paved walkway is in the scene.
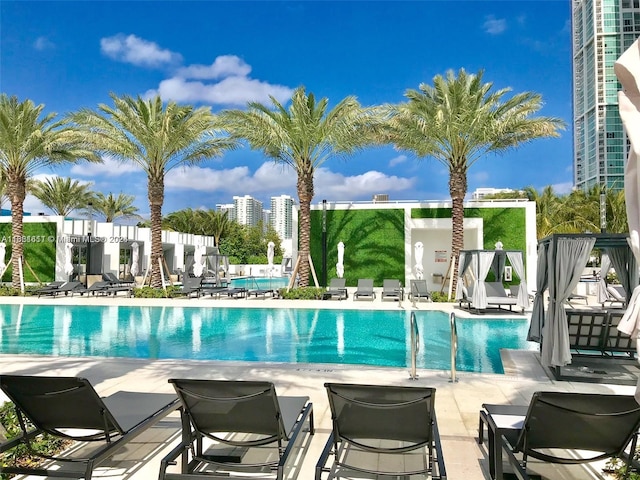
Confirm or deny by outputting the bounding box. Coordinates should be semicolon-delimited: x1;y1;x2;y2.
0;294;633;479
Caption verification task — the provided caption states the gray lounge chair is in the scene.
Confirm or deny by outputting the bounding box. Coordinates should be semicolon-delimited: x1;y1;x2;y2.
381;279;404;301
326;278;347;300
353;278;375;300
181;275;203;298
159;379;314;480
484;391;640;480
37;281;85;298
0;375;179;479
409;279;431;302
316;383;446;479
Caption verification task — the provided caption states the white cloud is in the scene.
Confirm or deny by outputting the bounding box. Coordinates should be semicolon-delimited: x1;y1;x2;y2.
552;181;574;195
70;155;141;177
389;155;407;167
100;34;182;67
314;169;415;200
148;75;293;106
177;55;252;79
483;15;507;35
33;36;54;51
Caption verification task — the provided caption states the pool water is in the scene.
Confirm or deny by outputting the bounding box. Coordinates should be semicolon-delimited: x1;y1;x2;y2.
230;277;290;289
0;305;537;373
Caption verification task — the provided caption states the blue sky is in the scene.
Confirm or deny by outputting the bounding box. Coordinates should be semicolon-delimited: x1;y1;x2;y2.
1;0;573;219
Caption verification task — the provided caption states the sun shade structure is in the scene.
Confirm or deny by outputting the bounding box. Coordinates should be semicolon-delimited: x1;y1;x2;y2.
316;383;446;479
160;379;314;480
0;375;179;479
455;249;529;311
529;233;635;368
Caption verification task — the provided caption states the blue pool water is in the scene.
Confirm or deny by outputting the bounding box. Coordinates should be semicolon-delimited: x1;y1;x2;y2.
0;305;536;373
230;277;290;289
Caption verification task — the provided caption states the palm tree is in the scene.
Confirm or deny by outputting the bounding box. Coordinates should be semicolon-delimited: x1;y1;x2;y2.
70;94;237;288
0;95;98;288
30;176;94;216
164;208;200;234
218;86;385;286
91;192;141;223
389;69;566;295
200;209;230;246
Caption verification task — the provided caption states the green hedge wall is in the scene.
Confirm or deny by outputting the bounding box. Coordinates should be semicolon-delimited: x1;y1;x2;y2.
411;207;527;253
0;223;57;282
310;209;405;287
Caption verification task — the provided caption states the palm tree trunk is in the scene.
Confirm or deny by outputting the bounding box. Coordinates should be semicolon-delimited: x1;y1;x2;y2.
7;175;26;289
148;177;164;289
297;168;314;287
449;167;467;298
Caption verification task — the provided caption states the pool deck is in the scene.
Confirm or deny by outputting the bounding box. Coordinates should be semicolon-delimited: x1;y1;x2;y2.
0;293;633;479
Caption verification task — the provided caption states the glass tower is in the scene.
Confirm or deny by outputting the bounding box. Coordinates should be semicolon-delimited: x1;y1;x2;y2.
572;0;638;192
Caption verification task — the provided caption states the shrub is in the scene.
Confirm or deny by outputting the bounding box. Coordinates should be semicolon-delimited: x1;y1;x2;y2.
0;401;70;477
605;451;640;479
278;287;326;300
429;291;453;303
132;286;182;298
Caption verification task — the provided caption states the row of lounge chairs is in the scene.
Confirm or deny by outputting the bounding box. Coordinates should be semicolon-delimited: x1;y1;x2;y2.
2;374;638;480
326;278;432;302
36;273;134;298
0;375;444;479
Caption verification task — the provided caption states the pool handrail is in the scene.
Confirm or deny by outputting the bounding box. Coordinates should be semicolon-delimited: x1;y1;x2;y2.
450;312;458;383
409;311;420;380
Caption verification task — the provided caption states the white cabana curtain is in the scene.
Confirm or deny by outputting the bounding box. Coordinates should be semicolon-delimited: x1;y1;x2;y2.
541;237;596;367
471;251;496;310
528;243;549;342
597;252;611;304
506;251;529;310
608;246;636;302
455;252;472;300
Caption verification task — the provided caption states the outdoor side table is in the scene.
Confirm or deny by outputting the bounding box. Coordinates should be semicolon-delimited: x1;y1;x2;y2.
479;403;528;480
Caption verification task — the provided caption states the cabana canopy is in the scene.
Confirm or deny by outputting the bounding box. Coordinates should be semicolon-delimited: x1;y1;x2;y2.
455;249;528;310
530;233;636;368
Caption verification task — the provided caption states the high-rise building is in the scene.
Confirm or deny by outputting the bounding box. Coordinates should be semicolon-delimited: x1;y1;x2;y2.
270;195;294;240
233;195;263;227
216;203;235;221
572;0;638;192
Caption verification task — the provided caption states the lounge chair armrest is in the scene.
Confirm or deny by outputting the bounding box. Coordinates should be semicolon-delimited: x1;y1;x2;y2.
432;417;447;479
501;433;531;480
315;432;335;480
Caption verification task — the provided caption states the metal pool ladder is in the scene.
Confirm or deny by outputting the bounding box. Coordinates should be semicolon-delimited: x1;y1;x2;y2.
409;311;420;380
450;312;459;382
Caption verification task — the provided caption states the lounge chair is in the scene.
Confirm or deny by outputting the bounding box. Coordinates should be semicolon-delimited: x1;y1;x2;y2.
37;281;85;298
34;281;65;295
316;383;446;479
353;278;375;300
480;391;640;480
0;374;179;479
159;379;314;480
409;279;431;302
325;278;347;300
102;272;133;285
381;279;404;301
604;284;627;307
181;275;203;298
459;281;519;312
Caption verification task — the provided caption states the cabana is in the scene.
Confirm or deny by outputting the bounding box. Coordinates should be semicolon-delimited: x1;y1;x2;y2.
455;249;529;312
529;233;637;369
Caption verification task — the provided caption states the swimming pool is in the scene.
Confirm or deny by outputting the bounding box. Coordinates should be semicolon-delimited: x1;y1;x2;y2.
0;305;536;373
230;277;290;289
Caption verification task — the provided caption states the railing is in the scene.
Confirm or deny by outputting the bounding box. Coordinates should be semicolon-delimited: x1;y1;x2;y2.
450;312;458;383
409;312;420;380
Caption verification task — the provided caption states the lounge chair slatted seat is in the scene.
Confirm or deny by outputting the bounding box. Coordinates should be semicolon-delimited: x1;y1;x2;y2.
353;279;375;300
316;383;446;479
325;278;347;300
409;279;431;302
0;375;179;479
381;279;404;301
159;379;314;480
482;391;640;480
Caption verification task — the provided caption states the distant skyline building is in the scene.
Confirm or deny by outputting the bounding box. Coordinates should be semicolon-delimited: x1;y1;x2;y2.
215;203;235;222
270;195;295;241
572;0;637;192
233;195;263;227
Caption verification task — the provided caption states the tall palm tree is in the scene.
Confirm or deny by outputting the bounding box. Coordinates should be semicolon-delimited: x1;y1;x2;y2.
30;176;94;216
91;192;141;223
389;69;566;295
218;86;385;286
200;209;230;247
164;208;200;234
0;95;98;288
70;94;236;288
